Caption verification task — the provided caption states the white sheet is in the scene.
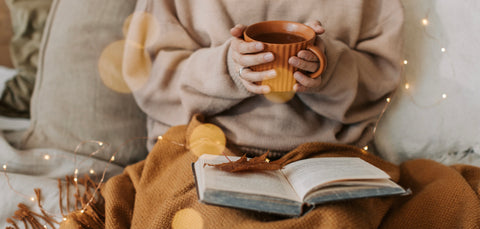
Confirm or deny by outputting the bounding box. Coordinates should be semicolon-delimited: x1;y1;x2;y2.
0;130;124;227
0;66;124;227
0;66;16;93
0;66;30;130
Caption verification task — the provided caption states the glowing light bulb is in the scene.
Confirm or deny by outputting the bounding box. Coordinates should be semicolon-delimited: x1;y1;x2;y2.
442;93;447;99
74;177;78;183
80;209;85;214
30;196;35;202
386;97;391;103
98;142;104;146
63;217;68;221
89;169;95;174
403;60;408;65
110;156;115;162
363;146;369;151
2;164;6;170
44;154;51;160
441;48;446;52
422;18;429;26
405;83;410;89
74;169;79;175
157;136;163;140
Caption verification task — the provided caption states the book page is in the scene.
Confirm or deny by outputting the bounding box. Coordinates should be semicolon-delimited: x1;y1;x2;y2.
196;154;300;202
281;157;391;199
303;179;406;205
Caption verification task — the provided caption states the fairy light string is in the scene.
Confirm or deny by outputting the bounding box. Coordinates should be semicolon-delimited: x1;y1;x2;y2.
74;135;189;216
400;16;450;109
2;9;456;228
2;135;189;228
2;163;37;202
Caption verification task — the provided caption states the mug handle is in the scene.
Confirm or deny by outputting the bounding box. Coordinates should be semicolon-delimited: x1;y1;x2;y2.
305;45;327;79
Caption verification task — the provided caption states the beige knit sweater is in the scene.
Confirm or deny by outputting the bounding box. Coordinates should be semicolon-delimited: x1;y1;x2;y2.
128;0;404;155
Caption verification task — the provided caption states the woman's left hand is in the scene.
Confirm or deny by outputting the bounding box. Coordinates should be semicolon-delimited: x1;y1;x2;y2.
289;20;326;92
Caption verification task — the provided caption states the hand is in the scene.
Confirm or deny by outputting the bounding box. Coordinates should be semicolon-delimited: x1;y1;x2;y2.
289;20;326;92
229;24;276;94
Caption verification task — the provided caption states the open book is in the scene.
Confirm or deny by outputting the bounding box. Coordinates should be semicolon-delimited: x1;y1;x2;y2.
192;154;407;216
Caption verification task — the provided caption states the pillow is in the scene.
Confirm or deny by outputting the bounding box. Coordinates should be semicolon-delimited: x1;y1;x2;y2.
0;0;13;68
19;0;148;166
374;0;480;166
0;0;53;118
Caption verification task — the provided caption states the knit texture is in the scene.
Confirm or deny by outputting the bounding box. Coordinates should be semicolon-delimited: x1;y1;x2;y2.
100;115;480;229
127;0;405;153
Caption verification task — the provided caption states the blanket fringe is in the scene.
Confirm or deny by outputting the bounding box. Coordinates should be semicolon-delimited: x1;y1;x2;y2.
6;175;104;229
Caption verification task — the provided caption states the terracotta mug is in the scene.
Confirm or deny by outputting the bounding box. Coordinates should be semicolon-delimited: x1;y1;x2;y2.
244;20;326;92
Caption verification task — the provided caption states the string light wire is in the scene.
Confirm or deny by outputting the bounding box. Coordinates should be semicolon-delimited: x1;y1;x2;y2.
2;9;455;227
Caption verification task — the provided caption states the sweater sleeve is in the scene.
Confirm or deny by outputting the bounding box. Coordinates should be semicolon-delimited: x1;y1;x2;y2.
125;0;253;127
296;2;404;125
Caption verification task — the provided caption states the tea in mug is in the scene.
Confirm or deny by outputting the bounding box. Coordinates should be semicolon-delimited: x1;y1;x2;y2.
252;32;306;44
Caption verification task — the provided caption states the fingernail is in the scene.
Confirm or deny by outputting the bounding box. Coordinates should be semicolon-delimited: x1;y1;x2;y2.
264;53;274;61
255;42;264;50
317;25;325;32
289;58;298;66
265;70;276;79
293;71;302;80
263;86;271;94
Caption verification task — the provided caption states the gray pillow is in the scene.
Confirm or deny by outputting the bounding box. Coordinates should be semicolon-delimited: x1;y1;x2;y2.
19;0;148;166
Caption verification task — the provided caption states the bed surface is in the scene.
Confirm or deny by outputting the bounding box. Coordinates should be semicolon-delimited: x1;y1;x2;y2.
0;66;30;130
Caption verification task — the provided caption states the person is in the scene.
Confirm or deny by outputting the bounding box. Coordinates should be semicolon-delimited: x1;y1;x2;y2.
127;0;404;158
95;3;479;228
99;2;480;229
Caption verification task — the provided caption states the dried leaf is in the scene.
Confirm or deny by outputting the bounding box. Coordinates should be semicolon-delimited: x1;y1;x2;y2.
205;152;283;173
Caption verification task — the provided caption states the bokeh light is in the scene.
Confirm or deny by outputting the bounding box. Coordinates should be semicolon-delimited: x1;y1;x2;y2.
261;67;296;93
98;12;159;93
264;91;296;103
189;124;226;157
261;66;299;103
171;208;204;229
122;12;160;92
122;39;151;92
122;13;133;38
98;40;132;93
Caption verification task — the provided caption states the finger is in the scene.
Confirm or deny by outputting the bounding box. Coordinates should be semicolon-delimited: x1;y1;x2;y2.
232;51;274;67
239;68;276;83
305;20;325;34
293;83;307;92
230;24;247;37
240;79;271;94
293;71;322;89
289;56;318;73
297;50;319;62
231;38;264;54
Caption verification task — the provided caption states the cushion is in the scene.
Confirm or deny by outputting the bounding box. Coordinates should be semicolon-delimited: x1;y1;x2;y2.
0;0;13;68
0;0;53;118
19;0;148;166
374;0;480;165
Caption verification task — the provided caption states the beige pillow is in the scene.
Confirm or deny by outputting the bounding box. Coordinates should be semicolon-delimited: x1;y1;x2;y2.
0;0;13;68
20;0;148;166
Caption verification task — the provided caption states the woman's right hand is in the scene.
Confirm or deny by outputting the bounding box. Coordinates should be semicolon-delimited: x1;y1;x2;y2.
229;24;276;94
